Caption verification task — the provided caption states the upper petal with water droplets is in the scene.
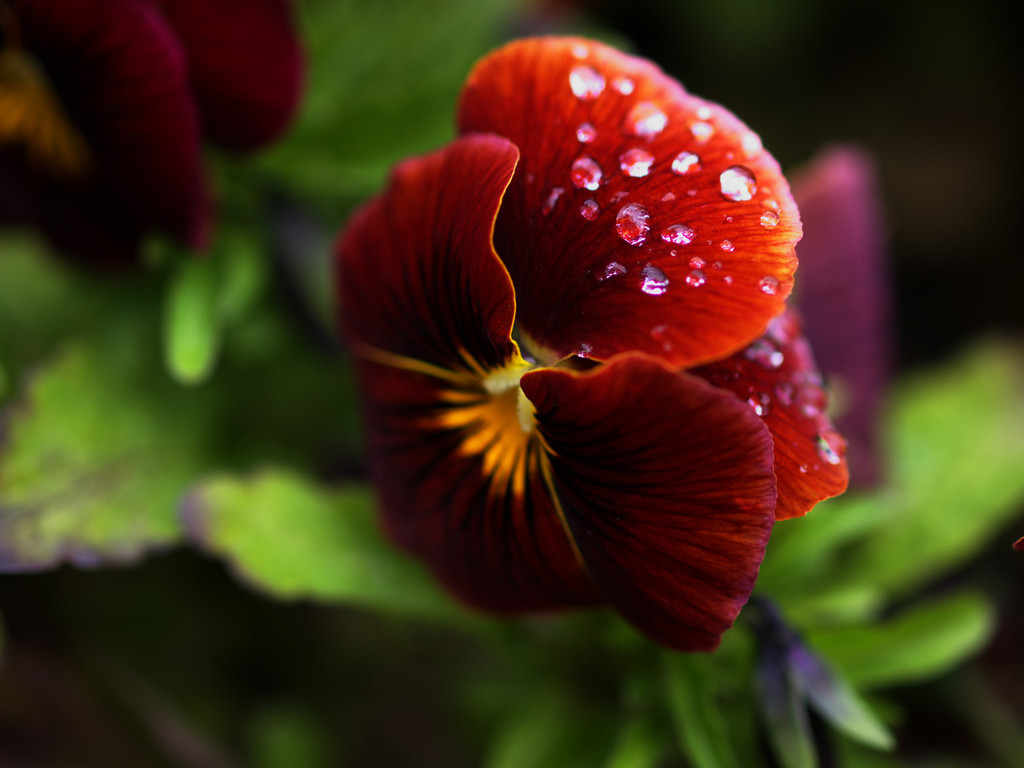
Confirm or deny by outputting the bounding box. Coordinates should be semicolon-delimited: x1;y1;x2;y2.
523;354;777;651
459;36;801;367
693;309;849;520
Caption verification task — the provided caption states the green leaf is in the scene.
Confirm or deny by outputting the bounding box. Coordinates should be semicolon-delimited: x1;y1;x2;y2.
603;716;667;768
840;342;1024;597
183;469;464;620
806;591;995;690
164;256;222;385
756;656;817;768
662;652;740;768
0;330;211;570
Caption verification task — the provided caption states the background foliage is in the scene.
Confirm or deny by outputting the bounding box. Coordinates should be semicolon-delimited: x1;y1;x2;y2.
2;0;1023;766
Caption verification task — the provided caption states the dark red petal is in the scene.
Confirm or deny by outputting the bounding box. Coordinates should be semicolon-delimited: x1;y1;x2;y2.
336;134;521;372
459;36;800;367
153;0;304;150
791;146;891;487
11;0;208;258
335;135;596;610
1014;537;1024;553
522;355;777;651
693;310;849;521
350;360;599;611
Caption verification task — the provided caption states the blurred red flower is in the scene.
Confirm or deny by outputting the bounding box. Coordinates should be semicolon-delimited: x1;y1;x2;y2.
336;37;848;651
0;0;303;263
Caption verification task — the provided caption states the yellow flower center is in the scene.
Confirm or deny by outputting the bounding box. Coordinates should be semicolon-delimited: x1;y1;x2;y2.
0;45;91;178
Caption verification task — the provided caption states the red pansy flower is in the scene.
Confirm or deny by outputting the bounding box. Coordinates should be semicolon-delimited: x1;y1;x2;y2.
336;37;848;651
0;0;302;264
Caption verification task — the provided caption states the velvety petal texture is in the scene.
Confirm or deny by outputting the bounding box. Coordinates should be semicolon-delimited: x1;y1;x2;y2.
155;0;304;150
337;135;598;610
459;37;801;367
694;310;849;520
524;356;777;651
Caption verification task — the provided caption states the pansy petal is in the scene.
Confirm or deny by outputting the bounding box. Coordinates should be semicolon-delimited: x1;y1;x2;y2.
459;36;800;367
335;135;597;610
694;310;849;520
522;355;777;651
336;134;521;372
11;0;208;258
350;360;599;611
153;0;304;150
791;147;891;487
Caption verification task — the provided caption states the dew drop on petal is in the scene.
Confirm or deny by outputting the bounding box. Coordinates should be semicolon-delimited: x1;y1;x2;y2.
571;156;604;190
696;106;713;120
612;77;634;95
569;65;605;100
661;192;677;202
689;256;707;269
641;264;669;294
600;261;627;280
690;121;714;142
759;275;780;295
720;239;735;253
815;430;844;465
744;339;784;369
719;165;757;201
774;381;796;406
671;151;702;175
626;102;668;139
542;187;565;215
580;198;600;220
660;223;695;245
760;210;780;228
619;148;655;177
577;341;593;358
685;269;707;287
615;203;650;246
741;132;763;157
571;43;590;58
576;122;598;143
748;391;772;417
723;275;734;285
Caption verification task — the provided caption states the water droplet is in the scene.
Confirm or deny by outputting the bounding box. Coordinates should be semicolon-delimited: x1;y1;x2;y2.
815;430;844;465
690;121;714;142
741;132;763;157
576;122;597;143
619;148;654;177
615;203;650;246
660;224;695;245
774;381;796;406
580;198;600;221
720;239;735;253
577;341;593;357
696;106;713;120
719;165;757;201
542;187;565;215
569;65;605;100
641;264;669;295
571;156;603;190
689;256;707;269
600;261;627;280
723;275;734;286
764;198;780;211
759;275;779;295
760;210;780;228
626;102;667;139
612;77;634;95
671;151;702;175
661;192;677;202
744;339;784;369
685;269;707;287
571;43;590;59
748;391;772;417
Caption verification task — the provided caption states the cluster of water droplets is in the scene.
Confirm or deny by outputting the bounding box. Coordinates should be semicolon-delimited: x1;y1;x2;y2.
561;47;788;300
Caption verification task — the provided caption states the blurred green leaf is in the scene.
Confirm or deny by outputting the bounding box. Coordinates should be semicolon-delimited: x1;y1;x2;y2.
603;715;667;768
183;469;463;619
247;702;330;768
839;342;1024;597
164;256;222;385
663;652;740;768
756;654;816;768
806;591;995;690
0;327;212;570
